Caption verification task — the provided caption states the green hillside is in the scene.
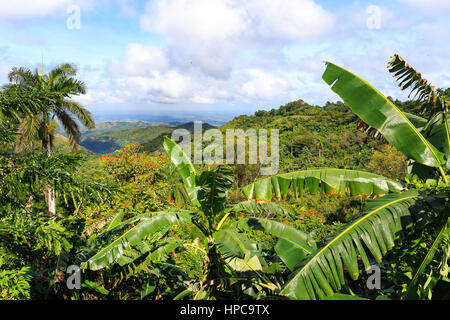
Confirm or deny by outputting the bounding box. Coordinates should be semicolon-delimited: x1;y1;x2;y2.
80;126;173;154
81;121;217;154
221;99;408;180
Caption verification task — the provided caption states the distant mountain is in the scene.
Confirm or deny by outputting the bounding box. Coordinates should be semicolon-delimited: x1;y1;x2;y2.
80;121;217;154
80;127;173;154
141;121;217;154
174;121;216;132
81;121;175;135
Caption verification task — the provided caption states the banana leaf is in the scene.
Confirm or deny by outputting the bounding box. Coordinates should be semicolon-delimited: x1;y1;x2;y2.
230;200;296;219
214;227;255;259
406;218;450;299
281;190;420;300
241;169;403;202
238;217;317;271
163;136;200;207
322;62;446;170
82;210;193;271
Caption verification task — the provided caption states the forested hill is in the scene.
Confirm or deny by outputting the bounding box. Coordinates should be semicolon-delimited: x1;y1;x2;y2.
221;99;408;180
79;121;217;155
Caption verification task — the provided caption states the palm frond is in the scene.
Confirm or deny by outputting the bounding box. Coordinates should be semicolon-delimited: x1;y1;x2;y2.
15;114;43;152
53;108;80;149
60;99;95;129
388;54;447;116
8;67;39;86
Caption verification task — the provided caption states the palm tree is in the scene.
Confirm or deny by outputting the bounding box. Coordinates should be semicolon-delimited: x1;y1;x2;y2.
7;63;95;216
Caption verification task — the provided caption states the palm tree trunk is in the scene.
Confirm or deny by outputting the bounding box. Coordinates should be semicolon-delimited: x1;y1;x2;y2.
43;116;56;218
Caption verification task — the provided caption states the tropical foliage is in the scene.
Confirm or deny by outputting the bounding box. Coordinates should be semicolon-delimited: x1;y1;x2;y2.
0;55;448;301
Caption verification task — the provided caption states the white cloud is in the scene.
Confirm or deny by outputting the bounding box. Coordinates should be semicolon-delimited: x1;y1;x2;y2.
139;0;335;79
239;69;289;101
110;43;169;76
244;0;335;42
141;0;247;79
126;70;192;103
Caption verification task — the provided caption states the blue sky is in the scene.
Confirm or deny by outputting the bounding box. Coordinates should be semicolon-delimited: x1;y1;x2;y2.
1;0;449;123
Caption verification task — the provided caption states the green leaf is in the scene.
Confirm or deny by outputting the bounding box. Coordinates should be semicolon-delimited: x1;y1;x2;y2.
105;210;125;231
82;280;109;295
238;217;316;253
197;167;234;218
82;210;192;270
230;201;295;219
322;62;446;170
226;255;263;272
275;237;308;271
241;168;403;202
238;217;316;271
214;228;250;259
406;218;450;299
163;136;199;207
140;281;155;299
281;190;420;300
323;293;369;300
148;240;181;263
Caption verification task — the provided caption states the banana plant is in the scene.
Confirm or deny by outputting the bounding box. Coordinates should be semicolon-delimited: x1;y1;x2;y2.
79;137;315;299
237;59;449;300
272;60;449;300
162;137;317;298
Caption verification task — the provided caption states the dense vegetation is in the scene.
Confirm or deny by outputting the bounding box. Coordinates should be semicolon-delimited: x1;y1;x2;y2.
0;55;448;300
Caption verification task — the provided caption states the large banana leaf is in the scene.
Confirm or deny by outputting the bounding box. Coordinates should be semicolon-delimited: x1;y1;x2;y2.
322;62;446;170
82;210;193;271
241;169;403;202
197;167;234;218
230;200;296;219
214;227;264;272
280;190;420;300
214;227;257;260
238;217;317;271
406;218;449;299
163;137;200;207
238;217;316;253
406;112;450;157
405;113;450;176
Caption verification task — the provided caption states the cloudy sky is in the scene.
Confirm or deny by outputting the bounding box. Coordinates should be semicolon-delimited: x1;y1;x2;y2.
0;0;449;123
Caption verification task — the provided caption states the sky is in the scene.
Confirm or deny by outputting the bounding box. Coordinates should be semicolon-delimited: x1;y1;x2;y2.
0;0;449;123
